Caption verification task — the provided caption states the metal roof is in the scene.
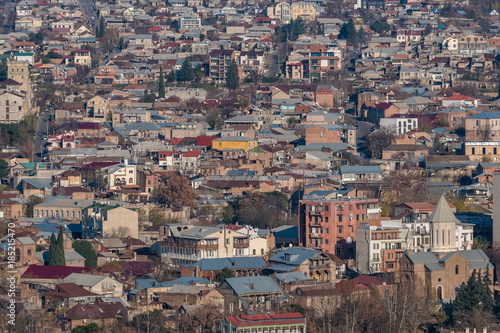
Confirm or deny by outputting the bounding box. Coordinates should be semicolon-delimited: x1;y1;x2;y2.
340;165;382;174
225;276;282;296
182;257;266;271
269;247;320;265
275;272;308;283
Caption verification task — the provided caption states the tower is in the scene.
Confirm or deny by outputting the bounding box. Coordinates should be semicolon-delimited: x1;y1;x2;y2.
7;60;30;92
430;195;458;253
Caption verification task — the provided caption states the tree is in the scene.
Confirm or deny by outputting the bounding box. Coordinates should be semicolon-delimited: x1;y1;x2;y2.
216;267;233;282
72;323;102;333
151;172;197;208
98;16;106;38
0;159;8;178
384;168;429;211
0;59;7;81
132;309;168;333
158;66;165;98
26;196;43;218
177;58;194;82
72;241;98;268
226;59;239;90
57;227;66;266
453;269;494;329
47;233;65;266
143;90;155;103
339;19;361;44
365;127;395;159
370;20;391;35
166;69;176;83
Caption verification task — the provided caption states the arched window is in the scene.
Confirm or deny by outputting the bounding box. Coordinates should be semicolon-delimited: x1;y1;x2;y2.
27;249;32;256
455;265;459;274
437;286;443;300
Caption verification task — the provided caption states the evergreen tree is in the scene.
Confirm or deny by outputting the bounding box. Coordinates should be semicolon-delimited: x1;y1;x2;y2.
216;267;234;282
98;16;106;38
167;69;177;83
57;228;66;266
339;19;360;44
73;241;98;268
453;270;485;312
481;266;493;311
158;66;165;98
177;58;194;82
47;233;65;266
226;59;239;90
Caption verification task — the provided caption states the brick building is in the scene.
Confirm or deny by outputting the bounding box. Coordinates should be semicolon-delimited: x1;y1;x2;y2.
298;196;381;259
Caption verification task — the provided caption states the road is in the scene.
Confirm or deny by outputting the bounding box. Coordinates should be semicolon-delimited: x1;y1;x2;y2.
33;108;50;162
267;42;286;78
78;0;96;30
2;0;15;33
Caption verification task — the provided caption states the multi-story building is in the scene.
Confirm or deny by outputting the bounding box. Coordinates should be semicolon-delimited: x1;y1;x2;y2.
105;161;137;190
465;111;500;142
379;115;419;135
74;49;92;66
158;150;201;177
356;224;412;274
299;195;381;259
209;49;235;83
34;198;94;220
82;204;139;239
458;34;487;55
266;2;291;23
179;16;201;29
291;2;316;20
309;45;341;80
152;224;252;266
221;313;306;333
0;91;27;123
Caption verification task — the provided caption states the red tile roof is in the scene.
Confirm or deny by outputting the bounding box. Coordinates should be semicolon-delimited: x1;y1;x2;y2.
444;94;476;101
21;265;90;279
197;136;219;147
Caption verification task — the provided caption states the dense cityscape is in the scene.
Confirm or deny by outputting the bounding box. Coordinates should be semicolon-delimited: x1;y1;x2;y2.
0;0;500;331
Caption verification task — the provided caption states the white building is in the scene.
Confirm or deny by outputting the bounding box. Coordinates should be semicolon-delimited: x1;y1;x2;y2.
380;116;418;135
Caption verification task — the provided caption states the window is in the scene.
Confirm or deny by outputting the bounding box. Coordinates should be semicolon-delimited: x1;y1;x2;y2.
338;227;343;233
324;205;329;211
472;147;475;154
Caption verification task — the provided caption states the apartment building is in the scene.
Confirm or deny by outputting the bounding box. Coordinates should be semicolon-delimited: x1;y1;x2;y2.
291;1;316;20
356;224;412;274
152;224;252;266
74;49;91;66
209;49;235;83
465;111;500;142
266;2;291;23
158;150;201;177
309;45;341;80
298;196;381;259
179;17;201;29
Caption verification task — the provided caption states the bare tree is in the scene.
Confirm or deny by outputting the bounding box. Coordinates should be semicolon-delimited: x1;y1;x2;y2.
365;127;396;159
105;226;131;238
476;122;492;141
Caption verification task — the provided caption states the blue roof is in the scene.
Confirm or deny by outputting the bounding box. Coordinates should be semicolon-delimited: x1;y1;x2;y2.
34;222;80;234
135;279;160;289
161;276;211;288
430;127;450;133
269;247;320;265
182;257;266;271
468;111;500;120
275;272;308;283
224;276;282;296
265;264;298;272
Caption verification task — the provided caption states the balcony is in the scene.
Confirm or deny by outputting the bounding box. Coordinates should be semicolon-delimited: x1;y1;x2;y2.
234;241;249;248
165;239;218;249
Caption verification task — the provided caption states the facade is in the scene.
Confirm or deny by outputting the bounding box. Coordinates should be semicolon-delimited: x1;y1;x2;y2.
266;2;291;23
465;111;500;142
356;224;412;274
464;142;500;162
291;2;316;20
158;150;201;177
209;50;235;83
221;313;306;333
179;17;201;29
212;136;258;153
34;198;94;220
82;205;139;239
298;197;381;259
399;250;493;302
309;45;341;80
0;91;27;123
74;50;91;66
152;224;251;266
380;116;418;135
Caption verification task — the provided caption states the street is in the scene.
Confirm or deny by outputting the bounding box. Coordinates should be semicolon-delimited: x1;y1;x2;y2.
33;108;50;162
2;0;15;33
78;0;96;30
267;42;286;78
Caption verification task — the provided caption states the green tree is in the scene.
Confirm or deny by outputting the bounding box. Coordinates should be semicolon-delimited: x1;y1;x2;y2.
167;69;177;83
26;196;43;218
0;159;8;178
47;233;65;266
216;267;234;282
98;16;106;38
339;19;360;44
57;227;66;266
143;89;155;103
370;20;391;35
226;59;239;90
158;66;165;98
72;323;102;333
0;59;7;81
72;241;98;267
177;58;194;82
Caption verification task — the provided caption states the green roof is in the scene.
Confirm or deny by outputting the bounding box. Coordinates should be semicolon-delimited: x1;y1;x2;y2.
250;146;265;152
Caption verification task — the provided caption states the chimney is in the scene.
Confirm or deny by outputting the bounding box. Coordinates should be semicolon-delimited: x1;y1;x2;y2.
250;284;254;290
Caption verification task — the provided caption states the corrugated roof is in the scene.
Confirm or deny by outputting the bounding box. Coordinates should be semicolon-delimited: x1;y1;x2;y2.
182;257;266;271
269;247;320;265
340;165;382;174
275;272;308;283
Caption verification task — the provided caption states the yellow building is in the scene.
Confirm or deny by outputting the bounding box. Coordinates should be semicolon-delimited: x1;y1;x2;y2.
74;49;92;66
291;1;316;20
212;136;258;153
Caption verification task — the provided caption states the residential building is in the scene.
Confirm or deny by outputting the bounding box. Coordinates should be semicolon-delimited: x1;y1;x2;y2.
158;150;201;177
340;165;383;182
152;224;251;266
180;257;267;280
266;2;291;23
458;34;487;55
74;50;91;66
309;45;341;80
380;116;419;135
209;50;235;83
0;91;27;123
212;136;258;153
356;224;412;274
105;162;137;190
291;2;316;20
82;204;139;239
465;111;500;142
221;313;306;333
298;196;381;259
179;17;201;29
34;198;94;220
464;142;500;162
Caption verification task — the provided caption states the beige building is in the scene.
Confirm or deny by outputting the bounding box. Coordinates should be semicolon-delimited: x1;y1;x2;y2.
74;49;92;66
291;2;316;20
63;273;123;297
34;198;94;220
85;95;109;122
82;205;139;239
464;141;500;162
106;162;137;190
0;91;28;123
